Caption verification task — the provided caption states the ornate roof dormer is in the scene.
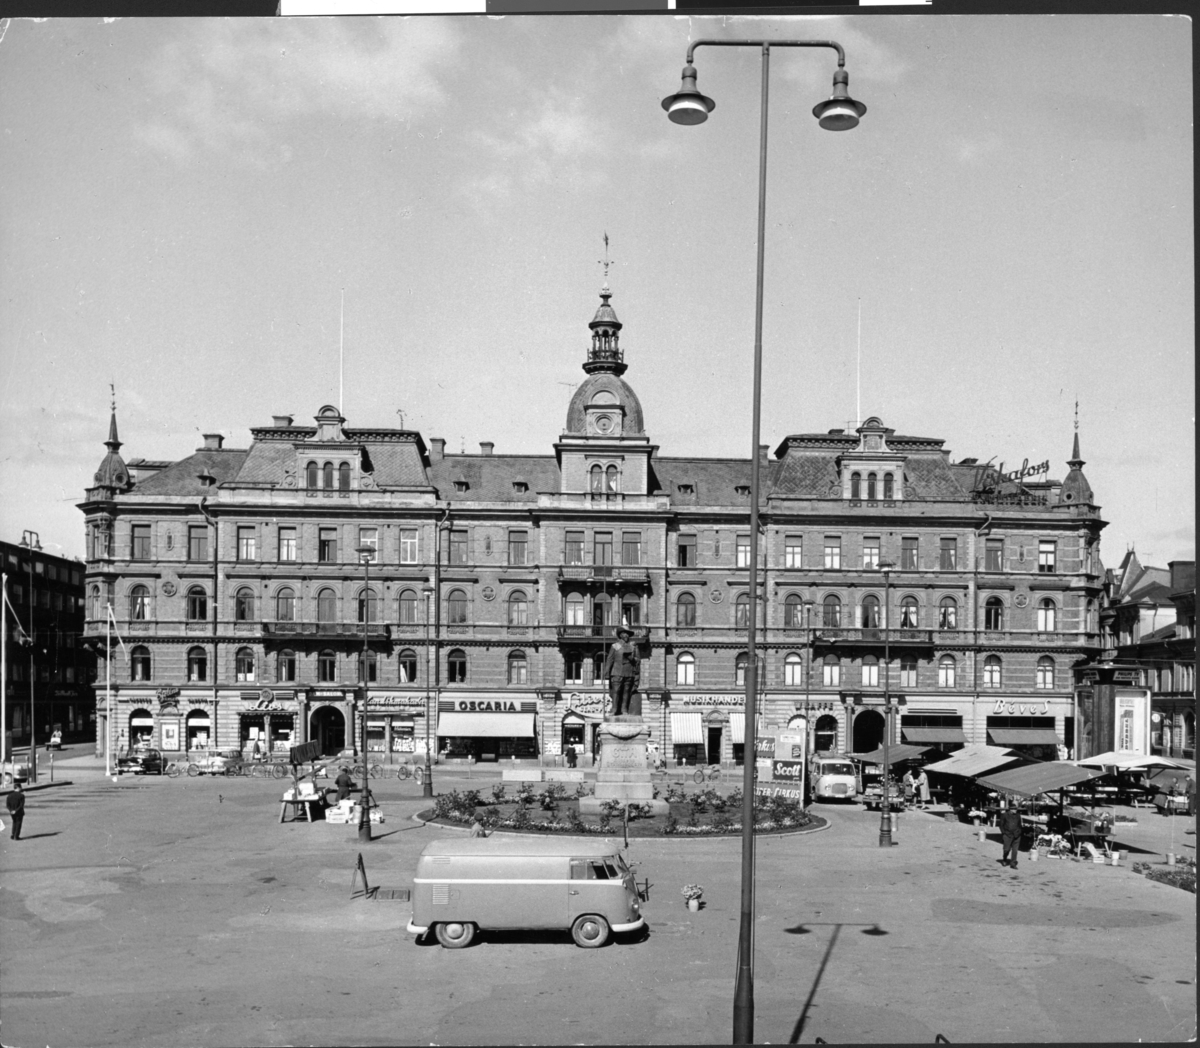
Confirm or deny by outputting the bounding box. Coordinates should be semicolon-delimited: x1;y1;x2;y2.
1058;429;1094;506
90;407;132;496
583;282;627;377
565;275;645;438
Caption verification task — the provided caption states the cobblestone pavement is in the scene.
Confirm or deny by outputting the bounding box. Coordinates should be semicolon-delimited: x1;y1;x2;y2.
1;768;1194;1046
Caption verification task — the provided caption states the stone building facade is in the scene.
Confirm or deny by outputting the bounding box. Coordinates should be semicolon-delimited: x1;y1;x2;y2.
79;282;1106;765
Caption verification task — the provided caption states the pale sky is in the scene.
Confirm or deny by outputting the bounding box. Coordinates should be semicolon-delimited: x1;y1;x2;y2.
0;14;1193;568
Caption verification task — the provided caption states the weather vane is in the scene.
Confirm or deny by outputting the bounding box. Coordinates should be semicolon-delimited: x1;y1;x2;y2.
110;380;116;413
1074;397;1079;431
598;232;614;287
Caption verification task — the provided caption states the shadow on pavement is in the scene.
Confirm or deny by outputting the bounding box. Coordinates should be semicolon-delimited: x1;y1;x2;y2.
784;921;888;1044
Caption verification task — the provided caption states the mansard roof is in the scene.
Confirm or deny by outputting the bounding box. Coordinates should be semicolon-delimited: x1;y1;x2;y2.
652;457;782;507
426;455;561;503
129;449;249;497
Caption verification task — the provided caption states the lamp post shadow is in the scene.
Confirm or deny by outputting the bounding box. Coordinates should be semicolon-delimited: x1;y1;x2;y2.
784;921;888;1044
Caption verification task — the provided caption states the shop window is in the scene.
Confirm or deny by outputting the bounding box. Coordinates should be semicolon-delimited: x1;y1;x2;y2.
508;591;529;627
938;655;956;688
358;651;378;683
823;655;841;688
1037;599;1057;632
317;588;337;623
339;462;351;491
822;594;841;628
939;597;958;630
447;589;468;625
188;525;208;562
983;655;1002;688
235;588;256;622
448;649;467;683
900;597;919;629
398;589;418;625
130;584;151;621
318;650;337;683
735;593;750;628
862;595;881;629
565;593;585;627
678;534;697;568
276;588;295;623
1038;540;1057;573
901;536;918;570
318;528;338;564
507;651;528;685
824;536;841;570
784;652;803;686
130;646;151;682
398;649;418;683
400;529;418;564
676;592;697;628
850;472;861;499
784;594;803;627
735;653;749;687
984;597;1004;631
1036;656;1055;690
861;656;879;687
187;647;208;683
236;648;255;682
278;527;297;562
676;652;695;686
900;656;917;689
358;588;378;624
185;586;206;622
883;473;894;500
277;650;297;683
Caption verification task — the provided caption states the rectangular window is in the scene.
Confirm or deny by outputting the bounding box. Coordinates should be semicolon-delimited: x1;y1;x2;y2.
901;537;918;571
237;527;257;562
564;652;584;686
131;524;151;561
862;537;880;570
399;529;419;564
449;530;468;565
188;525;209;562
565;531;584;565
318;528;338;563
900;661;917;689
785;536;802;569
621;532;641;567
1038;540;1057;573
824;536;841;570
939;537;957;571
508;530;528;566
823;660;841;687
359;527;378;563
278;527;297;563
594;532;613;566
862;661;879;687
985;538;1003;572
677;534;696;568
736;536;751;568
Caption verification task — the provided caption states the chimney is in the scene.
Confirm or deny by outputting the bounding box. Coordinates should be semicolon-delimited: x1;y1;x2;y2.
202;433;224;451
272;414;294;427
480;442;494;456
759;444;769;462
430;438;446;462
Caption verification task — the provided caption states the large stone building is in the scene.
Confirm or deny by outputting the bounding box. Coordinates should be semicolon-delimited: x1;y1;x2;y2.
79;282;1106;767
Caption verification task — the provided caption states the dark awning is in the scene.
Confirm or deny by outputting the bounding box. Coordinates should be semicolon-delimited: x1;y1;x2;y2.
988;728;1062;746
975;762;1105;799
901;727;968;745
851;743;931;766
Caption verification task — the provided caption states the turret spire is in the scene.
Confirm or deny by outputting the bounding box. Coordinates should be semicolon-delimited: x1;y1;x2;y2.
584;236;627;377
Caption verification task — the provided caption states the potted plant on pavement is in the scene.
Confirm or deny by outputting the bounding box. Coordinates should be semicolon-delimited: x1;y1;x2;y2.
682;884;704;912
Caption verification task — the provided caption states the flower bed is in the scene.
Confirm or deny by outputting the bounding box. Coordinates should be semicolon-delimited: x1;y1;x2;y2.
419;784;824;838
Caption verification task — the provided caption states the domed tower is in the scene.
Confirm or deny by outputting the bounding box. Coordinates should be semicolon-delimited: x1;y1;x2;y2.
1057;430;1094;507
87;407;133;500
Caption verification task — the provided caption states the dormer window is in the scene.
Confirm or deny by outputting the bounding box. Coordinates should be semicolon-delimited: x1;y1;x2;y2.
677;483;694;496
734;485;750;499
453;479;469;493
512;481;528;494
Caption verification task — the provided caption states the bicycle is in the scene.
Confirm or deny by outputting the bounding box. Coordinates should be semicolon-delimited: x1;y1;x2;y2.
693;765;723;785
164;760;196;778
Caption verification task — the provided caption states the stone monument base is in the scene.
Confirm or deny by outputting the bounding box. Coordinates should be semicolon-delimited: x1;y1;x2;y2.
577;715;670;816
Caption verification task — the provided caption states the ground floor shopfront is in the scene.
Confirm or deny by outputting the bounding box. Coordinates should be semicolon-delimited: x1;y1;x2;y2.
5;683;95;749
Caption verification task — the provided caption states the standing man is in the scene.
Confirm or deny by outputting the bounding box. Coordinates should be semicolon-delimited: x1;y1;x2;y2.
998;803;1023;869
602;626;640;718
334;767;354;803
6;782;26;841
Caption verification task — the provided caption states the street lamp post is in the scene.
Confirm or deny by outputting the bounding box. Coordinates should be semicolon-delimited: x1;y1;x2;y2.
878;559;895;847
422;583;434;798
662;40;865;1046
804;601;814;760
19;531;42;784
356;545;373;844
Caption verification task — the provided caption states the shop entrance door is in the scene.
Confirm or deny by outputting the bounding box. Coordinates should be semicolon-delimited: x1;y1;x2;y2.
310;705;346;756
852;710;884;753
706;726;722;765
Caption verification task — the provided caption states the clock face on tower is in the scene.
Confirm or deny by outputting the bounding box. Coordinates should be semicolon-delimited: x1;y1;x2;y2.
595;414;613;434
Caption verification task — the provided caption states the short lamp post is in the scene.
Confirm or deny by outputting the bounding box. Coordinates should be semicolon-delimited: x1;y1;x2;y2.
878;559;895;847
662;39;865;1047
356;545;373;844
19;530;42;784
422;583;435;798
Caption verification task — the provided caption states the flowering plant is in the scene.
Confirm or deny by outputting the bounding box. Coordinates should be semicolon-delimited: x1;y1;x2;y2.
681;884;704;901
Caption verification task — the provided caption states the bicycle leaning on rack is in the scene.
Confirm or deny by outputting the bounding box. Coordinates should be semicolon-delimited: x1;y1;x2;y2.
693;764;723;785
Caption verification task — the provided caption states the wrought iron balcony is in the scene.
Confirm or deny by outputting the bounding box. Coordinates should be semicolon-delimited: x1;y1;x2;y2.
262;621;390;640
555;624;651;643
558;565;651;584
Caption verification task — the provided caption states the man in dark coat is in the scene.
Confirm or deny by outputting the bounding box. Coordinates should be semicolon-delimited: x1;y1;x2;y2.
998;805;1023;869
6;782;26;841
602;626;640;717
334;767;354;803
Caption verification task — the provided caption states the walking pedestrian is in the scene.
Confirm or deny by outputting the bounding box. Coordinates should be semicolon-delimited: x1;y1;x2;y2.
335;767;354;803
6;782;26;841
998;804;1023;869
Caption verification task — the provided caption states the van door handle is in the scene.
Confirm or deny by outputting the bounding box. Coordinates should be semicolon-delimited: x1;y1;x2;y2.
569;890;579;895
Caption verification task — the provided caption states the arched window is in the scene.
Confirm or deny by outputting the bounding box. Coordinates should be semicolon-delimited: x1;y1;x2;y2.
676;592;697;628
306;461;318;488
338;462;351;491
235;587;256;622
867;472;877;500
130;584;151;621
185;586;206;622
883;473;894;500
850;472;861;499
90;585;101;620
1037;598;1057;632
939;596;957;630
397;649;418;683
605;464;619;493
318;650;337;682
784;594;803;628
565;593;585;627
735;652;749;688
447;589;468;625
784;652;803;686
621;598;640;629
984;597;1004;631
322;461;334;489
822;654;841;687
507;650;528;685
508;591;529;627
676;652;695;686
130;645;151;682
358;650;377;683
900;655;917;688
398;589;418;625
447;649;467;683
1036;656;1055;690
187;646;208;683
938;655;956;688
900;596;919;629
983;655;1002;688
861;655;879;687
357;587;378;624
590;464;604;493
862;595;881;629
823;594;841;628
735;592;750;629
275;587;295;622
277;650;296;683
235;647;255;682
317;588;337;623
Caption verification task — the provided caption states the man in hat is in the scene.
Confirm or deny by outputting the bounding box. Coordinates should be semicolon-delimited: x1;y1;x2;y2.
603;625;640;718
6;782;26;840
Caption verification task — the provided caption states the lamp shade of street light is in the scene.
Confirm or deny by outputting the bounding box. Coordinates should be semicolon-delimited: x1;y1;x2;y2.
662;64;715;124
812;69;867;130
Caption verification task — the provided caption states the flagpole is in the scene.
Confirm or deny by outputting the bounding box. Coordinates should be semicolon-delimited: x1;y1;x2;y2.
106;603;113;777
1;572;8;785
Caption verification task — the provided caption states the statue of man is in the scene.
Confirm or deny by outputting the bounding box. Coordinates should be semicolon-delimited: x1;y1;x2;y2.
602;626;640;718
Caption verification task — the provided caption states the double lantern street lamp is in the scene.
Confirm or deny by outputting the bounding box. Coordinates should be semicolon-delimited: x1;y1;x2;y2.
357;545;374;843
877;560;896;848
662;40;866;1046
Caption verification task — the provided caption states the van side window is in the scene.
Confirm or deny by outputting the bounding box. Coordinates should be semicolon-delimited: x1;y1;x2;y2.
603;861;620;879
590;862;611;880
570;859;588;880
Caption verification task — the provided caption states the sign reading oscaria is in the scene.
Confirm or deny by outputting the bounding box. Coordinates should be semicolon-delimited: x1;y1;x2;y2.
455;699;519;713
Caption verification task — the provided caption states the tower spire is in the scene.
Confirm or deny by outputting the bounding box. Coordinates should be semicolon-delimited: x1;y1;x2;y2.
583;236;627;377
106;382;121;452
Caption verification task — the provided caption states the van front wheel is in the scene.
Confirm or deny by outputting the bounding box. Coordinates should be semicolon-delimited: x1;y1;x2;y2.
435;922;476;949
571;914;610;949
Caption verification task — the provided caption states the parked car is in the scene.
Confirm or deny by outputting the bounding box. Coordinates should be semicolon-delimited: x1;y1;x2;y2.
117;748;166;776
192;749;246;776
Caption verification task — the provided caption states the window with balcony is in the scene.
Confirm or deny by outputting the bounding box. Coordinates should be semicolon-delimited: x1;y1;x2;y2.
1038;540;1057;573
187;647;208;682
1037;599;1057;632
564;593;585;627
593;532;613;566
784;594;804;628
449;530;468;565
278;527;297;562
861;656;879;687
676;652;695;686
900;656;917;688
939;537;957;571
862;595;881;629
785;652;803;686
1036;656;1055;690
785;535;802;569
678;534;696;568
318;650;337;682
735;652;749;688
983;655;1002;688
985;538;1004;572
676;592;697;628
822;594;841;628
621;599;640;628
736;536;751;568
398;589;418;625
621;532;641;567
235;588;256;622
823;655;841;687
318;528;338;564
236;648;256;682
901;536;918;571
938;655;956;688
508;531;528;566
131;524;152;561
359;527;378;563
357;588;378;624
565;530;584;565
447;589;468;625
277;650;296;683
398;649;418;683
984;597;1004;631
131;646;151;682
188;525;208;562
237;527;257;562
508;591;529;627
507;650;528;685
186;587;206;622
447;649;467;683
824;537;841;570
276;588;295;622
317;588;337;623
901;596;919;629
400;529;419;564
939;597;958;630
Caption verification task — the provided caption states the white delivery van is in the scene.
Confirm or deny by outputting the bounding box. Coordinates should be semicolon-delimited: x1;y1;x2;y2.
809;755;858;802
408;837;644;949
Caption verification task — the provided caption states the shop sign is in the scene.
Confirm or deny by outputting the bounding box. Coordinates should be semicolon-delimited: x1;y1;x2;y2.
249;697;291;712
454;699;520;713
314;690;344;698
563;692;608;714
755;785;804;801
755;736;776;759
676;694;744;708
366;694;428;709
1113;670;1140;683
771;759;804;782
156;686;181;702
992;699;1051;715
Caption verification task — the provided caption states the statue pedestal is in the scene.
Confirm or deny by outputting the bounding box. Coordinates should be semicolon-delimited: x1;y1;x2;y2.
578;716;669;816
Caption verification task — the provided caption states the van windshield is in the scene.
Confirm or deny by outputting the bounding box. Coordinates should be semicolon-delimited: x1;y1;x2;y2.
821;763;855;776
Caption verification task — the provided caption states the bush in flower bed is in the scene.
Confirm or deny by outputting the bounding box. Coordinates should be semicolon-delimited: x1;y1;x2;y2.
1132;856;1196;894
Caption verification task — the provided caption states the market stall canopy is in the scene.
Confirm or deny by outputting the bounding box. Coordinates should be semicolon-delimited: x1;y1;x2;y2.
924;744;1020;778
670;711;704;746
436;712;536;738
850;744;930;766
975;761;1105;799
988;728;1062;746
1076;751;1190;771
901;726;969;745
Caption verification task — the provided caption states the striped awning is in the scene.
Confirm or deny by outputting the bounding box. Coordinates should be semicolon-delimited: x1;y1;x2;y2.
989;728;1062;746
671;711;704;746
901;727;968;745
729;712;745;745
436;712;536;738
